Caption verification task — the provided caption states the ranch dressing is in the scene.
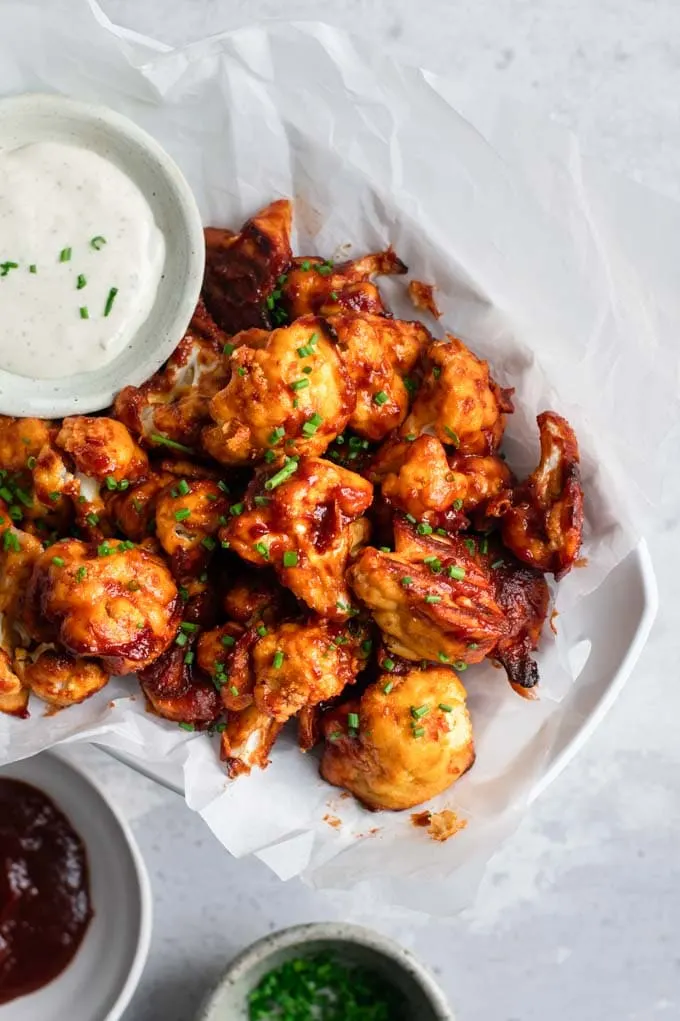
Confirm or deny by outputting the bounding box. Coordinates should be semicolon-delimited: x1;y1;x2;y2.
0;141;165;379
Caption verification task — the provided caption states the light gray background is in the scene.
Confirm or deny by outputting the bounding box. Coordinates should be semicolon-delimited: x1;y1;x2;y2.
71;2;680;1019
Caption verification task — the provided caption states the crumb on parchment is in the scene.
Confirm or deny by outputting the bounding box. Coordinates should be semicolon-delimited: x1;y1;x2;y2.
408;279;441;318
411;808;467;842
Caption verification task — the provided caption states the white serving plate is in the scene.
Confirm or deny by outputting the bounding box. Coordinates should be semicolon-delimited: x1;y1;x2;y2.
0;751;152;1021
0;93;205;417
107;539;658;801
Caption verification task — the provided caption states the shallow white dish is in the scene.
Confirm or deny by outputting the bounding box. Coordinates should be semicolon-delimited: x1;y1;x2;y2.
0;751;152;1021
0;93;204;418
108;538;658;802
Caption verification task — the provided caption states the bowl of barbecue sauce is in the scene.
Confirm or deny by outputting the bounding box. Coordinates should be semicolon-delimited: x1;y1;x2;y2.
0;752;151;1021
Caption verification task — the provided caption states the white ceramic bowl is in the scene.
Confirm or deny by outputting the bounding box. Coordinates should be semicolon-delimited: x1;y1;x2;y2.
0;751;152;1021
196;923;454;1020
0;93;205;417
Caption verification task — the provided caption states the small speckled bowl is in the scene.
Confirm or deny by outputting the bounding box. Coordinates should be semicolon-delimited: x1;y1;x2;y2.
0;93;205;418
196;922;453;1021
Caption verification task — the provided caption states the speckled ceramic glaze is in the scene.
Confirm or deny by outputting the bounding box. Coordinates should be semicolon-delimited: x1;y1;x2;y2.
0;93;204;417
195;922;454;1020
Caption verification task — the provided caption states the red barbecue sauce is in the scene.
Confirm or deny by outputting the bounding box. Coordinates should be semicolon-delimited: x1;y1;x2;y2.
0;778;93;1004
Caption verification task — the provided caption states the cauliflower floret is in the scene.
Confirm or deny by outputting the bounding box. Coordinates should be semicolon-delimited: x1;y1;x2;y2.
202;316;354;465
402;335;513;454
328;312;430;441
155;477;229;578
222;456;372;620
56;416;149;483
281;249;406;319
203;199;292;333
320;663;474;810
25;538;181;674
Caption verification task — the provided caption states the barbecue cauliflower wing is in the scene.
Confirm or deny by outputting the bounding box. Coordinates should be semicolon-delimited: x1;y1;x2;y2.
222;456;372;619
402;336;513;454
320;663;474;810
203;199;292;333
203;316;354;465
501;412;583;579
25;538;181;674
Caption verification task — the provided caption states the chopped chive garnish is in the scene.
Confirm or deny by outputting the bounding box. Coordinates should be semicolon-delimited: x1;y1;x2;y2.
433;366;442;380
283;550;298;567
468;642;479;650
265;457;298;490
103;287;118;317
237;367;247;376
330;290;339;300
401;576;413;587
438;651;450;663
2;531;20;552
412;726;426;738
423;556;442;574
273;650;285;669
347;712;360;730
328;730;343;741
79;306;89;319
254;495;269;507
444;426;460;445
26;455;36;470
425;594;441;604
403;376;418;395
221;634;236;647
85;512;99;526
223;343;235;356
464;538;476;554
453;498;464;511
290;378;310;391
411;705;430;719
201;536;217;551
105;476;118;491
76;273;87;290
254;541;270;559
178;722;194;731
264;449;276;464
184;651;195;665
268;426;285;445
300;412;323;437
0;486;13;503
174;508;191;521
29;264;37;274
229;685;239;696
373;390;389;406
0;262;18;277
180;622;199;633
51;556;65;567
300;260;311;271
383;680;394;694
360;639;373;657
8;506;22;522
454;660;468;671
302;366;313;375
256;625;268;638
178;585;189;601
175;632;188;647
59;247;72;263
229;502;244;516
316;262;333;276
49;491;61;502
150;433;195;455
491;559;504;569
405;513;416;525
404;433;416;441
177;479;190;496
76;566;87;582
481;537;489;554
90;236;106;250
417;522;433;535
383;658;395;671
439;703;453;712
448;564;466;580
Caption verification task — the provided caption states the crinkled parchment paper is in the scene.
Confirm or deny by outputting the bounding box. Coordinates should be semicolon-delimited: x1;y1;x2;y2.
0;0;676;913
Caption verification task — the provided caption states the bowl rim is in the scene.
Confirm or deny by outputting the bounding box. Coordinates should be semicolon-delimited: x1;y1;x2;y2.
0;749;153;1021
0;91;205;417
196;921;453;1020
